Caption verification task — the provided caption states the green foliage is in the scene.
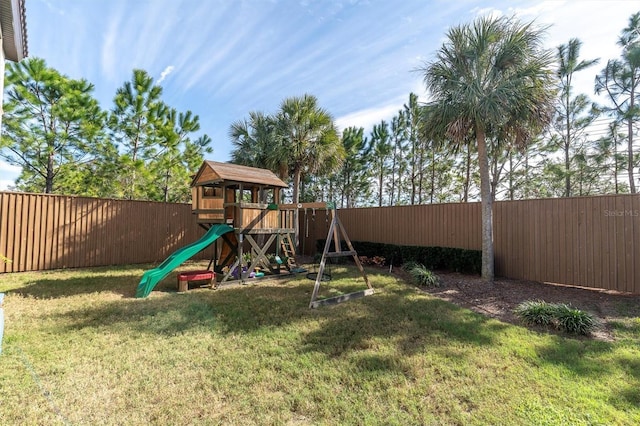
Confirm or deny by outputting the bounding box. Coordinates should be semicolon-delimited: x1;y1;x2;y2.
229;111;279;172
405;263;440;287
108;70;211;201
317;240;482;274
422;15;556;280
369;120;392;207
334;126;371;208
514;300;598;335
1;57;113;194
401;260;419;272
514;300;557;327
229;94;343;204
554;303;599;335
1;61;210;200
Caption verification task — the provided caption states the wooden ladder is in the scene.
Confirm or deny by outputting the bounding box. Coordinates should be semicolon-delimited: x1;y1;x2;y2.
280;233;298;271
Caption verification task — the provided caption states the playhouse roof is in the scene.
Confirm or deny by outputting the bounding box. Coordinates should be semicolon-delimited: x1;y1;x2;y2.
191;160;288;188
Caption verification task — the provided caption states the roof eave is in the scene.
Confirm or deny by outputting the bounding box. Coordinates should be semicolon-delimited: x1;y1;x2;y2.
2;0;28;62
11;0;27;61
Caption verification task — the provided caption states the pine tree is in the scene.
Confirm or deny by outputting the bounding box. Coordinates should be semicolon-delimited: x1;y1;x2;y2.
1;58;110;194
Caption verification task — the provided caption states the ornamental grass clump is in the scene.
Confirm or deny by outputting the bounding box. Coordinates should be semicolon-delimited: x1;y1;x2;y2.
514;300;598;335
554;303;599;335
405;262;440;287
514;300;557;327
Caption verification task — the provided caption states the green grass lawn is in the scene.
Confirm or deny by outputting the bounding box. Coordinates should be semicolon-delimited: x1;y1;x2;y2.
1;262;639;425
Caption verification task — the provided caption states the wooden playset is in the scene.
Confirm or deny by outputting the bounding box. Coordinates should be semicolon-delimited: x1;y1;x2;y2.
136;160;372;307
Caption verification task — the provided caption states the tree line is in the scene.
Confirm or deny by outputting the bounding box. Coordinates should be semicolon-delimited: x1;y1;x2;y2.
1;60;211;202
226;12;638;282
234;12;637;209
1;11;637;213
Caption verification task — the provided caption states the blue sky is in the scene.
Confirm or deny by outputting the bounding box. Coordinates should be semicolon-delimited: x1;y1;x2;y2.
1;0;638;190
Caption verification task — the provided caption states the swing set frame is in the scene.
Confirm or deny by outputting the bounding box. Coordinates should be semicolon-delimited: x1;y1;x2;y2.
306;207;374;308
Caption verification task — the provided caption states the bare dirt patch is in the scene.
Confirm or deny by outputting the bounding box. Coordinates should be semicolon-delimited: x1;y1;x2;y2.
408;271;640;341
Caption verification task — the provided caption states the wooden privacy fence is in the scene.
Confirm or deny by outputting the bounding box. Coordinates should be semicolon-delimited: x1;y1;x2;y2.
0;191;211;274
300;194;640;294
2;191;639;294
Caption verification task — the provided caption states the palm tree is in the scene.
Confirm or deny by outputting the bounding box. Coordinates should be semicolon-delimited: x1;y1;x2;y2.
422;16;556;282
229;111;282;174
272;94;343;245
272;94;342;204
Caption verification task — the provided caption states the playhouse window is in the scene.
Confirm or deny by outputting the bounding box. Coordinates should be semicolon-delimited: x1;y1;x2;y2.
241;189;253;203
203;186;221;198
261;188;275;203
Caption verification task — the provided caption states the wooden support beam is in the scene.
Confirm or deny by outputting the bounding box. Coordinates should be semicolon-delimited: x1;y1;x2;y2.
217;233;238;268
331;209;341;253
277;202;335;210
325;251;357;258
309;215;336;306
221;258;241;283
245;234;278;275
336;216;372;290
244;228;296;234
308;209;373;308
310;289;375;308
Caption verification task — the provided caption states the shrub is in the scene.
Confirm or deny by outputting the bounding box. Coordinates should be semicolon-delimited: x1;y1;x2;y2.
514;300;598;335
405;263;440;287
554;304;598;335
316;240;482;274
514;300;557;327
402;261;419;272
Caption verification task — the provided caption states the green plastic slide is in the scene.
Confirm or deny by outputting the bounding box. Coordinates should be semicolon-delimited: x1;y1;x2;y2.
135;224;234;298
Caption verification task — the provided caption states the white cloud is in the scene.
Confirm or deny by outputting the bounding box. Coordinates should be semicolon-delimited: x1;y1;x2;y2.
0;160;20;173
471;7;503;19
100;8;122;82
0;180;15;191
336;102;404;133
509;1;566;18
0;160;20;190
157;65;175;84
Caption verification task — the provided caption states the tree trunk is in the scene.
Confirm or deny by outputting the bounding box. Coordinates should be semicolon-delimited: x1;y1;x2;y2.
418;147;424;204
628;107;636;194
564;141;571;197
430;148;435;204
378;169;383;207
463;144;471;202
524;150;530;198
389;159;395;206
476;128;494;283
614;140;619;194
508;151;514;201
45;152;55;194
564;87;571;198
163;170;170;202
292;167;302;248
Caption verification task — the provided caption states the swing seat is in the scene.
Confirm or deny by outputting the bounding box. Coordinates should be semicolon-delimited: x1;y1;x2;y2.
306;271;331;281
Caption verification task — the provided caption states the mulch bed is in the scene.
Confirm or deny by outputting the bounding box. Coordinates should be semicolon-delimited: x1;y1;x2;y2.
402;270;640;341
